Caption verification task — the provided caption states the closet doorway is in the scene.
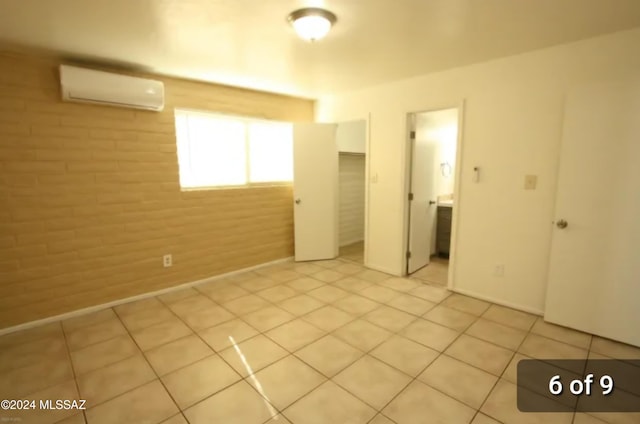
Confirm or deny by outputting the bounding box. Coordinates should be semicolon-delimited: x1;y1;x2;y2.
337;120;367;264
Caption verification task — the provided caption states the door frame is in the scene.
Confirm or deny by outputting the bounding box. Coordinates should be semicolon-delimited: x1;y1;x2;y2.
363;114;371;266
543;82;640;347
330;116;371;266
326;115;371;266
402;101;466;290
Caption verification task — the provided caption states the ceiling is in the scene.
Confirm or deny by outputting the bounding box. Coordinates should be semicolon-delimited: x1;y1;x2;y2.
1;0;639;97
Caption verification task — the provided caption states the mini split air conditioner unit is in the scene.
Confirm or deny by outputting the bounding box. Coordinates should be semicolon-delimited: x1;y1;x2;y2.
59;65;165;111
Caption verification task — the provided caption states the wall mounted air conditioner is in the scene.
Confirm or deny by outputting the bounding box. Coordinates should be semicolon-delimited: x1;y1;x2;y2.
59;65;165;112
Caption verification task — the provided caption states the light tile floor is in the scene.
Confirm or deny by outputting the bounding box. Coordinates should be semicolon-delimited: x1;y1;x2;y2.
340;241;364;264
1;258;639;424
410;256;449;286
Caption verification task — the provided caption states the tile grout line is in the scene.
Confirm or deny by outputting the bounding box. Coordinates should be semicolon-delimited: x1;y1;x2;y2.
4;282;487;424
473;312;594;423
63;288;258;417
218;263;382;421
357;301;487;423
1;259;624;424
111;306;188;423
0;257;298;339
162;269;319;422
182;266;338;422
323;291;552;423
572;332;595;424
3;267;499;422
469;312;534;424
276;280;485;422
111;301;236;424
59;320;89;424
59;313;128;354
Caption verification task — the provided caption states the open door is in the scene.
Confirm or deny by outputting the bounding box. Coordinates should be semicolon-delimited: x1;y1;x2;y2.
406;108;459;277
544;82;640;347
407;121;437;273
293;123;339;261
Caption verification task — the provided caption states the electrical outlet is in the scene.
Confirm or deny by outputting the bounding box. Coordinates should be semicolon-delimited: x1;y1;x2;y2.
163;254;172;268
524;175;537;190
494;264;505;277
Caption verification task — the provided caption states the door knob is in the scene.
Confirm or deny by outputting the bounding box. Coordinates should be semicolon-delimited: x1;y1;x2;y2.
295;198;301;205
429;200;436;205
556;219;568;229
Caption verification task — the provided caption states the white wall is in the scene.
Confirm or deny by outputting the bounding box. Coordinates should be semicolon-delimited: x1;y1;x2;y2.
339;154;366;246
316;28;640;313
336;120;366;153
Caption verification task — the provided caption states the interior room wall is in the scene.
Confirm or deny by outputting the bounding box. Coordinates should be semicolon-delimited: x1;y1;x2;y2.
338;154;365;246
316;27;640;313
336;120;366;154
0;52;314;328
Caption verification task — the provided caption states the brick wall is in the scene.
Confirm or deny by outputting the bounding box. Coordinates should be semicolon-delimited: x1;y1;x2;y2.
0;52;314;328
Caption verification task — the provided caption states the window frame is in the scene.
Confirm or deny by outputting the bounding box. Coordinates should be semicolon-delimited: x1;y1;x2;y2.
174;108;294;191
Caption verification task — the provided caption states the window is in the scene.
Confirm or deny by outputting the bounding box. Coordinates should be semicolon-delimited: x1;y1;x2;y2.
174;109;293;189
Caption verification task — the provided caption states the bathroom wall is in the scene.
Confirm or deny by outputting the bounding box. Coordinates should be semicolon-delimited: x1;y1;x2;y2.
415;109;458;200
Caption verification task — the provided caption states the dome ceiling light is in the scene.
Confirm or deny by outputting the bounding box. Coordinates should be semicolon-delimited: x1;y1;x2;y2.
287;7;337;42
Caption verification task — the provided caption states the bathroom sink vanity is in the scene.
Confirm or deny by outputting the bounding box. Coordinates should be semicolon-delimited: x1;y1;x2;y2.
436;201;453;257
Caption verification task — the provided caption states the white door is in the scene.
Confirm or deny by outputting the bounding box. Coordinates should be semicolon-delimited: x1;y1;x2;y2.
407;122;437;273
293;123;339;261
544;82;640;347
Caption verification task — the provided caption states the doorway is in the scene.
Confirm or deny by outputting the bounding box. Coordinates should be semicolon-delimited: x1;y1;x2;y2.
293;120;368;264
405;107;461;286
336;120;367;264
544;82;640;347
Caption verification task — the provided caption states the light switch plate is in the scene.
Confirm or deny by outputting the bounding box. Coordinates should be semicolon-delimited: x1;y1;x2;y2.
524;175;537;190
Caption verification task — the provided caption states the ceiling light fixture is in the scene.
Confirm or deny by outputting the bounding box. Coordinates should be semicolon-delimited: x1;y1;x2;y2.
287;7;337;42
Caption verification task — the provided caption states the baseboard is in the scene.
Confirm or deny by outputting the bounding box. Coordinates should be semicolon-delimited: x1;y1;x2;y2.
365;262;401;277
0;256;294;337
339;238;364;247
451;287;544;316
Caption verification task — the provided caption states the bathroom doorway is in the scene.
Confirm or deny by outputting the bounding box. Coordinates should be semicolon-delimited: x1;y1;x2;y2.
405;106;462;286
